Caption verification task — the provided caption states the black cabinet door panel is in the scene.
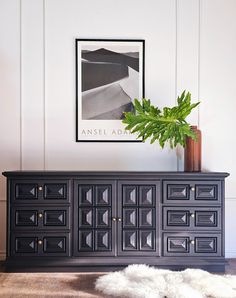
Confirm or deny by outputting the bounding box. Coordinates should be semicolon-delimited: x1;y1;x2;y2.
139;208;155;228
139;186;154;206
96;208;111;228
195;237;218;253
79;185;93;206
167;236;190;253
195;184;218;201
95;230;111;251
79;230;94;251
15;183;38;200
118;180;160;256
123;230;138;251
15;237;38;254
44;184;67;200
122;186;137;206
79;208;93;228
74;180;115;256
163;207;221;230
163;180;221;205
140;230;155;251
163;233;221;256
123;208;137;228
44;210;66;227
15;210;38;227
95;185;111;205
43;237;66;253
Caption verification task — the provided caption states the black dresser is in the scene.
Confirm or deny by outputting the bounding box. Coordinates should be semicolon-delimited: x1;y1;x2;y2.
2;171;229;272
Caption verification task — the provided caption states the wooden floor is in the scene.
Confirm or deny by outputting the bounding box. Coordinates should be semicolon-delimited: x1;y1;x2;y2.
0;260;235;298
225;258;236;274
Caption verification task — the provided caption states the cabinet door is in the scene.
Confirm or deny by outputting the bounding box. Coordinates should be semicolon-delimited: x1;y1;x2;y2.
117;181;160;256
74;180;116;256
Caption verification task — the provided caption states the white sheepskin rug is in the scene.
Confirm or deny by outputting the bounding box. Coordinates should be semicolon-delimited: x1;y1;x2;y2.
95;264;236;298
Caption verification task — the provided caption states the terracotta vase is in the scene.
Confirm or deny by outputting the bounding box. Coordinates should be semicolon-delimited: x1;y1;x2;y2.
184;126;202;172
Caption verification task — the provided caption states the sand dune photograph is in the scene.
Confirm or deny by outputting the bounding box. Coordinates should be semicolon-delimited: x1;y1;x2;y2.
76;39;144;141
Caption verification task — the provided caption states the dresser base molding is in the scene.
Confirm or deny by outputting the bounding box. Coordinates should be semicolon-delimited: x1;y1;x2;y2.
4;257;227;272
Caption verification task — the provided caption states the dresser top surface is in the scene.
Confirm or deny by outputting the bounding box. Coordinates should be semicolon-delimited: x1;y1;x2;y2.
2;170;229;178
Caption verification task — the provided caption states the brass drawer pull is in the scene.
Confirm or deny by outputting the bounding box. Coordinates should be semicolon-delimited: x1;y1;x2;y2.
38;213;43;218
38;186;43;191
112;217;117;222
190;186;195;192
38;240;43;245
190;213;195;218
190;240;195;245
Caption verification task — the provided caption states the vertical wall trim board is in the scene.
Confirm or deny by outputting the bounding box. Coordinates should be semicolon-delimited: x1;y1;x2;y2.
198;0;201;128
43;0;46;170
20;0;22;170
175;0;179;172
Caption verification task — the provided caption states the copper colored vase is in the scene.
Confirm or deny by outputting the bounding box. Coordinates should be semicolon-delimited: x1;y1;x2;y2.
184;126;202;172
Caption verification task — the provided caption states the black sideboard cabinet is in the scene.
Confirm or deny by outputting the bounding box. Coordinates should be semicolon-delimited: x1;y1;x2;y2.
2;171;229;272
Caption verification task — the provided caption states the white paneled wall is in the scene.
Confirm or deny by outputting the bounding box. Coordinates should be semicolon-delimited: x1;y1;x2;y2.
0;0;236;260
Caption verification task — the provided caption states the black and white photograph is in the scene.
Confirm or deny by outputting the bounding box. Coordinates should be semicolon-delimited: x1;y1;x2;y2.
76;39;144;141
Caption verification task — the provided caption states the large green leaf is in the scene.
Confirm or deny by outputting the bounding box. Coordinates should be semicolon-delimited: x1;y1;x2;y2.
122;91;200;148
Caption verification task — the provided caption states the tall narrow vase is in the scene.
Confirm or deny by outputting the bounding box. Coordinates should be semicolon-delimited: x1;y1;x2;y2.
184;126;202;172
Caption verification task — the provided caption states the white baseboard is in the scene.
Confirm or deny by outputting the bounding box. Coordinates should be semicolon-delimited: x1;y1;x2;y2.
225;251;236;258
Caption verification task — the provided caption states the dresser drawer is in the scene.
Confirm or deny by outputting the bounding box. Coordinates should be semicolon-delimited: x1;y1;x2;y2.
163;207;221;230
11;206;70;230
11;233;70;256
163;180;221;205
163;232;222;257
11;179;71;204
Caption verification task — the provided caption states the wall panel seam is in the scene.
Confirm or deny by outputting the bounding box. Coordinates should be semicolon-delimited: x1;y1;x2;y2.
198;0;201;127
175;0;179;172
20;0;22;170
43;0;46;170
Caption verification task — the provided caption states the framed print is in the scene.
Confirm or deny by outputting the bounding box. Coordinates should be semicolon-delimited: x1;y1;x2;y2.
75;39;145;142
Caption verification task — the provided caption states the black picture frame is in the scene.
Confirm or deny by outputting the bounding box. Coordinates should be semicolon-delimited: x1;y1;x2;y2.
75;38;145;142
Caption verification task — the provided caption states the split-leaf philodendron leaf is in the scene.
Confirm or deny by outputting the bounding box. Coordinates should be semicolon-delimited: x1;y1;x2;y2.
122;91;200;148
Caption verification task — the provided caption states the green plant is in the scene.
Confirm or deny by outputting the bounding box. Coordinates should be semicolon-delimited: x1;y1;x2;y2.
122;91;200;148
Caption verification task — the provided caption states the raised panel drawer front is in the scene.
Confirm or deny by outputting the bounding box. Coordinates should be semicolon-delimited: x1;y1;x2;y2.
11;179;71;204
11;207;70;230
163;207;221;230
74;180;116;256
163;180;221;204
117;180;160;256
11;233;70;256
163;233;222;256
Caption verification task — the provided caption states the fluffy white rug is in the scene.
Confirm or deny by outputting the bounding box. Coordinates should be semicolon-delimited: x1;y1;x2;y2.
95;264;236;298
